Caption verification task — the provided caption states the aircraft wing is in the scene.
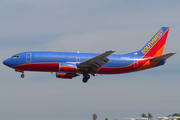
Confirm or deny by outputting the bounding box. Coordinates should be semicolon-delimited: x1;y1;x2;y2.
77;50;115;71
150;53;176;62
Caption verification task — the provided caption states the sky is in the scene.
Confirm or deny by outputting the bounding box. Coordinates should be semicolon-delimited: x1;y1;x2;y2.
0;0;180;120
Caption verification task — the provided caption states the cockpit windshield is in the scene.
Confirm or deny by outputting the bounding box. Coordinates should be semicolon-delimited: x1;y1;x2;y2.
11;55;19;58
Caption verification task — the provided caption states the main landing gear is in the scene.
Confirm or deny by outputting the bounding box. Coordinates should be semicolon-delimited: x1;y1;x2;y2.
82;73;90;83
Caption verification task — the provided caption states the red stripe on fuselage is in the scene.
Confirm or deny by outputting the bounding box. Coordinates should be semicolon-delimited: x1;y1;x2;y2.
97;58;149;74
13;63;59;72
12;59;158;74
60;66;77;73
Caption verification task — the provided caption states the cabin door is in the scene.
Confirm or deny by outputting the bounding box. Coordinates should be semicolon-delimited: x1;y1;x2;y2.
26;53;32;63
134;58;138;68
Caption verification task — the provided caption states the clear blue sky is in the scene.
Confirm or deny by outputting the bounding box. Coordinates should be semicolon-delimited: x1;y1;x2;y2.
0;0;180;120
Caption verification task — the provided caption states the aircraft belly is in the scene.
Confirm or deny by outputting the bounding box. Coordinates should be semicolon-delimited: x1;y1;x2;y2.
13;63;59;72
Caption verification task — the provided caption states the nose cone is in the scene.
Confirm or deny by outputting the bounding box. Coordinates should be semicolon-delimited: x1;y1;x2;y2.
3;59;8;66
3;58;14;67
3;59;9;67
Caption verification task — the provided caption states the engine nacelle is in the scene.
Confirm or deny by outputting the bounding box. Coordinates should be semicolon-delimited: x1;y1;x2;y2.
59;62;77;73
56;72;76;79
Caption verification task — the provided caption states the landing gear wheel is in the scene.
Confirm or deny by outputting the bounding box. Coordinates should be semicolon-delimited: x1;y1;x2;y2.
21;74;24;78
82;74;90;83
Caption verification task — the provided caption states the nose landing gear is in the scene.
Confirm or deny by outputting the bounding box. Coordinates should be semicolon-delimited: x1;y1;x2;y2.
15;69;25;78
21;73;24;78
21;72;25;78
82;73;90;83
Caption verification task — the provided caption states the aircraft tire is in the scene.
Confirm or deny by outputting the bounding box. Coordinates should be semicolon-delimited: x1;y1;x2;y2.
21;74;24;78
82;78;88;83
82;74;90;83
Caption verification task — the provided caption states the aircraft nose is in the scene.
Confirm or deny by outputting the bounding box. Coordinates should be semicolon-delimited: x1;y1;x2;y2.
3;59;11;67
3;59;8;66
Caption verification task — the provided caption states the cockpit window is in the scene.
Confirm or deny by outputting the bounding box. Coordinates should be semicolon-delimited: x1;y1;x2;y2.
11;55;19;58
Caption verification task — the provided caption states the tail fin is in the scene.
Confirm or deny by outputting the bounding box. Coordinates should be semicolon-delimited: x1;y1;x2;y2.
138;27;170;57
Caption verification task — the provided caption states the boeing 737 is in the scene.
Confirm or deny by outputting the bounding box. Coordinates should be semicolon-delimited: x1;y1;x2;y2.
3;27;175;83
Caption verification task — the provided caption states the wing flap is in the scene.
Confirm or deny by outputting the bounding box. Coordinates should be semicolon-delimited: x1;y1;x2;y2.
150;53;176;62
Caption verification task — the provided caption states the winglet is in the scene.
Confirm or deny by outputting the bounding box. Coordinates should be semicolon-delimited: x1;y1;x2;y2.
150;52;176;62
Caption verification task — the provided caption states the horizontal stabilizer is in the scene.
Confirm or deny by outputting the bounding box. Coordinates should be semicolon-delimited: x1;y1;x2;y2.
150;53;176;62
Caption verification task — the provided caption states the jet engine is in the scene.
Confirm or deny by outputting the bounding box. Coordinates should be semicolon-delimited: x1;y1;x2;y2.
59;62;77;73
56;72;78;79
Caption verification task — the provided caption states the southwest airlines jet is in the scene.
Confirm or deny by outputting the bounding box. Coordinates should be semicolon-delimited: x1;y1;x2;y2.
3;27;175;83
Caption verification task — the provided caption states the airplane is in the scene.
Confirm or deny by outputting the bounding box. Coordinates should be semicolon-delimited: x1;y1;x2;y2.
3;27;175;83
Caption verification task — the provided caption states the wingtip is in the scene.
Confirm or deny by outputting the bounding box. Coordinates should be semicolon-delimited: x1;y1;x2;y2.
170;52;176;55
107;50;115;53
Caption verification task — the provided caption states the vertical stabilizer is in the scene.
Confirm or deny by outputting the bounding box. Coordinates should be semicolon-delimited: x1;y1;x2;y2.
138;27;170;57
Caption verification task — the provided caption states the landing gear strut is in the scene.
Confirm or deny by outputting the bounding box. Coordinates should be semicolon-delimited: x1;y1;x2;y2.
82;73;90;83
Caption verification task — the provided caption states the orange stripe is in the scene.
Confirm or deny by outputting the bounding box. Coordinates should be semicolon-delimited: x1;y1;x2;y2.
154;45;165;57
